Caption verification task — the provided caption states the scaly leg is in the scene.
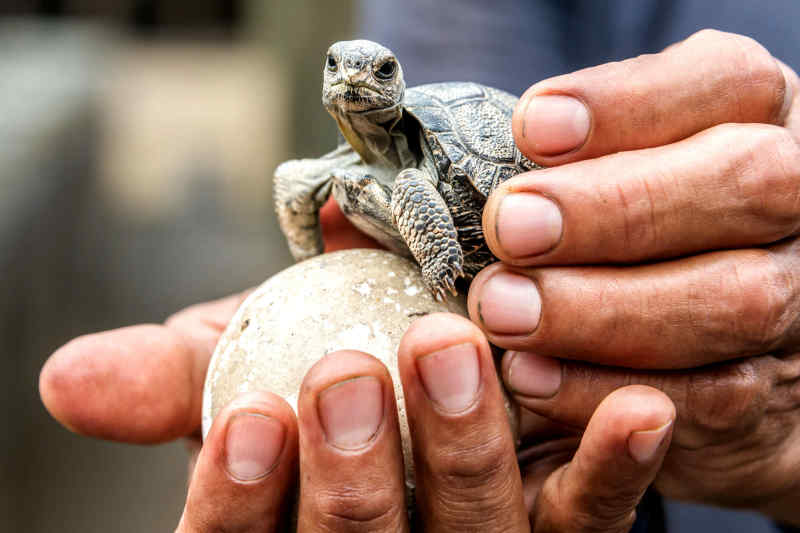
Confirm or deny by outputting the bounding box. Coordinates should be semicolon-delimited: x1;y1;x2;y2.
330;170;412;255
273;146;358;260
391;168;464;300
332;171;393;227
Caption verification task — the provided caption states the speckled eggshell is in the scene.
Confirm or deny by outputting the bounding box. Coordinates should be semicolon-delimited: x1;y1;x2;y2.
202;248;517;487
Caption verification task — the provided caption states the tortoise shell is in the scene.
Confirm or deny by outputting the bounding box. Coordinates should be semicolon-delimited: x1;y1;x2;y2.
403;82;537;197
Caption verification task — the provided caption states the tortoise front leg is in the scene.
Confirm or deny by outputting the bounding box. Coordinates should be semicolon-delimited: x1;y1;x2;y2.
331;170;393;226
391;168;464;300
273;147;357;260
330;169;416;255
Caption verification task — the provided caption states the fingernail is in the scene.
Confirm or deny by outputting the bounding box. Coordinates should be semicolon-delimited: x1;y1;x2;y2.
225;413;285;481
506;351;561;398
496;193;563;258
318;376;383;450
477;271;542;335
628;420;673;464
416;343;481;412
521;95;590;155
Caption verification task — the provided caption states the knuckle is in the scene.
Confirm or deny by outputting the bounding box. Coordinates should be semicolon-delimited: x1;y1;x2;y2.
740;254;795;350
429;476;520;531
698;251;793;354
313;484;404;532
688;28;763;56
686;29;785;121
685;28;764;60
430;431;513;490
429;489;520;531
571;509;637;533
422;431;521;524
573;479;646;529
687;29;770;69
684;358;771;436
164;308;191;329
686;28;729;43
764;129;800;230
535;478;637;533
724;124;800;235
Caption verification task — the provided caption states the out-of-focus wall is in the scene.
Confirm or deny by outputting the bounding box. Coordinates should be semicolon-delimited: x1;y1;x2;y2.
1;2;354;531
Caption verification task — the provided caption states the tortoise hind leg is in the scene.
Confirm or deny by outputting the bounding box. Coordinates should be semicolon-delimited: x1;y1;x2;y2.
391;168;464;300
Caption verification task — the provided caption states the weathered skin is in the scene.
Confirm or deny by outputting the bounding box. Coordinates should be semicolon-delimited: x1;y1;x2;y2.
274;39;538;300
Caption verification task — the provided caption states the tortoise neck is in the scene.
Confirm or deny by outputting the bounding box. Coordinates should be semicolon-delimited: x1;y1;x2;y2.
330;104;405;167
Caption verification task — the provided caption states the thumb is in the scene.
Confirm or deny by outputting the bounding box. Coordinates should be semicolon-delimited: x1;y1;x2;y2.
533;385;674;533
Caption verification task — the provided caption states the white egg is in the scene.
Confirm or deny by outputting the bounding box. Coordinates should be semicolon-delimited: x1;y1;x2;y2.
202;248;517;490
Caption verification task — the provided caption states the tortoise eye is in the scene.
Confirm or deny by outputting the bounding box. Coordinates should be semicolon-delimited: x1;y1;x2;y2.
326;55;337;71
375;60;396;80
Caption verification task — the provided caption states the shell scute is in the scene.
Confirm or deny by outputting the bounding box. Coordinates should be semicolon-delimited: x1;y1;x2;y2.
403;82;526;197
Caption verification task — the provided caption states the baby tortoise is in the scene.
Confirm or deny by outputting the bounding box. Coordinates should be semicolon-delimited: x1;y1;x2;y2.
274;40;539;300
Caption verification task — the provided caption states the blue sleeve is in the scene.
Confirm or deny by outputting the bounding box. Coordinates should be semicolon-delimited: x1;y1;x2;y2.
359;0;800;95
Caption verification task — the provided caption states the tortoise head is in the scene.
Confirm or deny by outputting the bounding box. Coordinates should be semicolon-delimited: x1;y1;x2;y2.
322;40;405;114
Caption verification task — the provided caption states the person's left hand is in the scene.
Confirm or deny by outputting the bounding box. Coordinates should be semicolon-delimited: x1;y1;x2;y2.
469;29;800;525
40;300;675;532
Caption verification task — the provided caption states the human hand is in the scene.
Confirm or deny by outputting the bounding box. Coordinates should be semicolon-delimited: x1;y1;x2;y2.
469;29;800;524
37;194;377;438
41;281;676;532
47;310;668;532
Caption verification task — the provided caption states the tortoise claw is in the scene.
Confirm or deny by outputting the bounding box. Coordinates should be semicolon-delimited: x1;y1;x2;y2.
432;287;447;302
425;262;463;300
444;275;456;296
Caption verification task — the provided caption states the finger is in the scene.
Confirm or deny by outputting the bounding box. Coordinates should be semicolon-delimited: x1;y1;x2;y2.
532;386;674;533
483;123;800;265
509;350;800;511
296;350;410;533
518;435;580;513
501;351;788;450
177;391;298;533
39;291;248;443
468;248;799;368
397;313;529;532
320;197;384;252
513;29;792;164
779;59;800;138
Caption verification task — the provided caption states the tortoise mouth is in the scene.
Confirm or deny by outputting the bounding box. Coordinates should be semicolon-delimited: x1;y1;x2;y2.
326;83;396;113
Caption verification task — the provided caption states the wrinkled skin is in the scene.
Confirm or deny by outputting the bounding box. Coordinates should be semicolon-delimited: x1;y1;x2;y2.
322;40;405;114
278;40;532;300
468;29;800;525
37;28;800;532
38;197;676;533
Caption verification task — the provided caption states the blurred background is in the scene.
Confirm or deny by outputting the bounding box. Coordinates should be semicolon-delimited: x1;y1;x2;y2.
1;1;357;530
4;2;795;532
